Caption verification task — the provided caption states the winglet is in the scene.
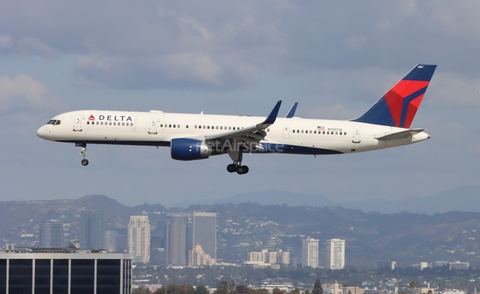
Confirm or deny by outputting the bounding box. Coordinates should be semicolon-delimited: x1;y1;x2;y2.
285;102;298;118
262;100;282;125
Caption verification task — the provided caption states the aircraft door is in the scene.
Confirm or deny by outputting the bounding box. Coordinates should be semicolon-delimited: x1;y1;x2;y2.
73;114;82;132
283;126;290;139
148;117;158;135
352;125;361;143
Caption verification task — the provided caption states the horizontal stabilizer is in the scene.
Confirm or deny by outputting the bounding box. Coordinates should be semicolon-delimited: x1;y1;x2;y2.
375;128;426;141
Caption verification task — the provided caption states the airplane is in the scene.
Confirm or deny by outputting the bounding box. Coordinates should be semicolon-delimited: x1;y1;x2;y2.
37;64;436;175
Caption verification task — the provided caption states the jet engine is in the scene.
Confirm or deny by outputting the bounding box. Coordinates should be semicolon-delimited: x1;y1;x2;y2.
170;138;211;161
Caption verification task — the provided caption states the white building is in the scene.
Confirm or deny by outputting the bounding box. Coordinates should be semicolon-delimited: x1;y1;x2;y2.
128;215;151;264
248;249;290;266
325;238;345;270
302;237;319;268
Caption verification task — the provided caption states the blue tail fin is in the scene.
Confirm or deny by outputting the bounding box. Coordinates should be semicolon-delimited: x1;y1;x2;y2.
353;64;436;128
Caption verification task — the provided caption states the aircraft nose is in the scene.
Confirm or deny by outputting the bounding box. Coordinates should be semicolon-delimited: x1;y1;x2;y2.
36;126;45;138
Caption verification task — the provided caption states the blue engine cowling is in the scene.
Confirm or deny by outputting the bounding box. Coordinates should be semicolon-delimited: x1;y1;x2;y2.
171;138;211;161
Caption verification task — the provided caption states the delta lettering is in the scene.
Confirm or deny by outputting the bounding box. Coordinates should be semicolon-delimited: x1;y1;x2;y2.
98;115;133;122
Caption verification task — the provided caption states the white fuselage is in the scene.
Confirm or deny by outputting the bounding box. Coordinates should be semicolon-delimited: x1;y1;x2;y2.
36;110;430;156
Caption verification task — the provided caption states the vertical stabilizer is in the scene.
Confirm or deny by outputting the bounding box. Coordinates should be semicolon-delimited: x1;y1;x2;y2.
353;64;436;128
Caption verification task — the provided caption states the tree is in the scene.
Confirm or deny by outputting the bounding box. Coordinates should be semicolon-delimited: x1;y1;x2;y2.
289;289;300;294
134;286;152;294
312;279;324;294
236;285;250;294
168;284;182;294
409;281;417;294
215;280;236;294
195;285;210;294
182;284;195;294
273;287;285;294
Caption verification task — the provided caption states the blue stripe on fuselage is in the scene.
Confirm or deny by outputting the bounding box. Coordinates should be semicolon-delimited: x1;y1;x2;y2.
254;143;343;155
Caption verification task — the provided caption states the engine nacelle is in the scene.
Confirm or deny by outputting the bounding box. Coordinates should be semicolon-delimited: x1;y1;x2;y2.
171;138;211;161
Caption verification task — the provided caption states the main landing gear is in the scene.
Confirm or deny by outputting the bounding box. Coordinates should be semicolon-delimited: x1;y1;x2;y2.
226;150;249;175
227;163;249;175
76;143;89;166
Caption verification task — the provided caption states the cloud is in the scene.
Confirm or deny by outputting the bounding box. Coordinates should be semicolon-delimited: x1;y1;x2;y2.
429;72;480;107
2;1;480;90
0;75;63;113
0;34;59;57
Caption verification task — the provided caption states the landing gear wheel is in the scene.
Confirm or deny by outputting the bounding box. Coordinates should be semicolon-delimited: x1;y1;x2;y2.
236;165;249;175
227;164;237;173
81;159;89;166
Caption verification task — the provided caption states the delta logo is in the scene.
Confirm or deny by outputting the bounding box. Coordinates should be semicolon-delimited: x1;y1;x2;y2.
89;114;133;122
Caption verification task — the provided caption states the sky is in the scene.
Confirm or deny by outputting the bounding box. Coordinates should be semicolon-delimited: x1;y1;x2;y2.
1;1;480;207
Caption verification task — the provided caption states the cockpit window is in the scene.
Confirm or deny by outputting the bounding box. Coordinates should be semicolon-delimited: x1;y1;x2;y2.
47;120;61;125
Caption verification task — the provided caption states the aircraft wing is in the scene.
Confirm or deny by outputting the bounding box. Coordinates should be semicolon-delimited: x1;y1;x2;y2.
204;100;282;146
375;128;426;141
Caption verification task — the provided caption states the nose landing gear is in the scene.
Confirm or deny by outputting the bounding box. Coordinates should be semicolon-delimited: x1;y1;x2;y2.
76;143;89;166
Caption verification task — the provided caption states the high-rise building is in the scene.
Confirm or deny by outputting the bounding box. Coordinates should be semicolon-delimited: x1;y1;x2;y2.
325;238;345;270
165;213;189;266
104;230;118;253
302;237;319;268
150;236;165;265
128;215;151;264
40;220;63;248
188;243;215;266
0;247;132;293
79;211;105;250
192;212;217;261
